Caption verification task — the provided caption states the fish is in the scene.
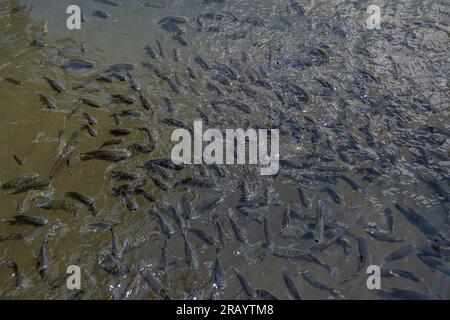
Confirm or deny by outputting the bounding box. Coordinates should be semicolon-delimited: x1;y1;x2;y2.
384;208;395;234
381;244;416;268
141;270;171;300
282;269;301;300
299;268;341;298
319;186;343;205
82;111;97;126
92;10;110;19
81;124;98;137
150;208;174;237
6;261;24;289
12;152;26;165
262;215;275;249
140;94;153;111
194;55;211;71
212;248;227;289
227;212;250;245
82;98;102;108
111;94;136;104
110;128;132;136
2;173;39;190
8;179;50;195
38;94;56;109
182;193;200;220
298;187;312;208
44;76;65;93
190;228;214;245
130;77;141;91
110;228;121;258
394;203;442;239
256;288;280;300
98;138;124;149
418;254;450;277
145;44;157;59
62;59;94;70
173;48;180;62
0;233;24;241
154;38;165;57
313;200;325;244
364;223;404;243
80;149;131;162
377;288;434;300
182;230;199;270
269;245;336;276
93;0;121;6
124;194;139;212
38;200;78;215
172;34;188;46
3;77;22;85
63;191;97;216
232;267;257;297
340;236;368;284
4;215;48;226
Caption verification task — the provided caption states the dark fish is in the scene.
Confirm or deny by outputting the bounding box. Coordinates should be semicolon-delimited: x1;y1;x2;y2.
140;94;153;111
111;94;136;104
418;254;450;277
107;63;135;72
190;228;214;245
340;236;368;284
110;228;121;258
2;173;39;190
173;48;180;62
13;152;26;165
4;215;48;226
299;268;340;298
182;230;199;270
194;55;210;71
282;269;301;300
124;194;138;212
256;288;280;300
63;191;97;216
381;244;416;267
145;44;157;59
150;176;170;191
82;98;102;108
313;200;325;244
110;128;132;136
141;270;171;300
6;261;24;289
62;59;94;70
98;137;124;149
227;213;250;245
187;67;197;79
93;0;121;6
38;94;56;109
150;208;174;237
232;267;257;297
80;149;131;162
8;179;50;194
377;288;434;300
263;215;274;249
213;248;227;289
82;111;97;126
3;77;22;85
172;34;188;46
0;233;24;241
319;186;343;205
364;224;404;243
130;77;141;91
93;10;110;19
44;76;65;93
109;171;138;181
81;124;98;137
384;208;395;234
154;38;165;57
158;16;189;25
38;236;49;273
298;187;312;208
394;203;442;239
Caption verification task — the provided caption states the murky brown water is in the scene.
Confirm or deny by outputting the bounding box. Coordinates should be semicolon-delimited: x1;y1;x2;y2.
0;0;449;300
